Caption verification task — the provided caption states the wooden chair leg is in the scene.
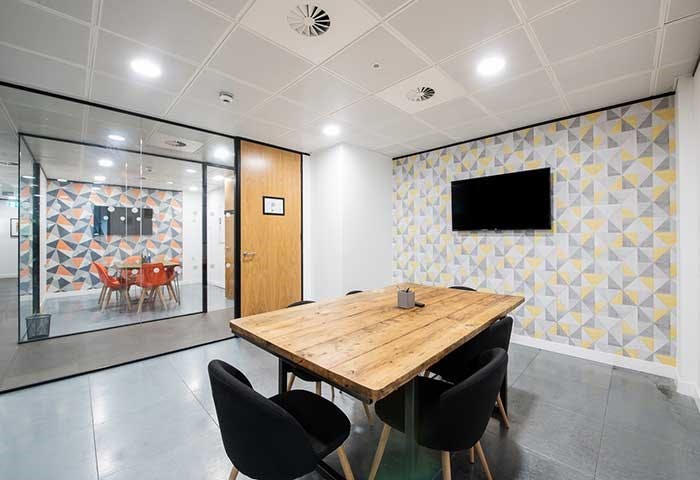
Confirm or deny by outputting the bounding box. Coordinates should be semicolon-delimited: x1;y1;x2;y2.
368;424;391;480
363;402;373;426
337;446;355;480
228;465;238;480
331;386;335;401
101;288;113;311
287;373;296;391
469;447;475;464
137;288;148;313
123;287;132;312
496;393;510;429
474;441;493;480
441;451;451;480
156;286;167;308
316;382;322;395
98;286;106;305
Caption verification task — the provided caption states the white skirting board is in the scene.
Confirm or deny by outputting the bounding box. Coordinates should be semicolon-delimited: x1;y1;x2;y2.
0;274;17;279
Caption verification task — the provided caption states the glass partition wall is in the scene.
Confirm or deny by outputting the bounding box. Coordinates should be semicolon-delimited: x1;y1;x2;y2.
1;84;237;342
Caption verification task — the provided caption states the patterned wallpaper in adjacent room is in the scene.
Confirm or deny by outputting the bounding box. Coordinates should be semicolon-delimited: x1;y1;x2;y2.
393;96;677;366
46;181;183;292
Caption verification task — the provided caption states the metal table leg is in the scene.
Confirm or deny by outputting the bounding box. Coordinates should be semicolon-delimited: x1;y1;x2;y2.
403;379;418;475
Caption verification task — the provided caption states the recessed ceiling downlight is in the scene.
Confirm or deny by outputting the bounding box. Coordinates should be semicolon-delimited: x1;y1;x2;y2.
130;58;161;78
406;86;435;102
322;124;340;136
288;4;331;37
108;134;125;142
477;56;506;76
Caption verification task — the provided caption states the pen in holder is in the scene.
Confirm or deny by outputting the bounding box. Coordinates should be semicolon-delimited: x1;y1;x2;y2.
397;288;415;309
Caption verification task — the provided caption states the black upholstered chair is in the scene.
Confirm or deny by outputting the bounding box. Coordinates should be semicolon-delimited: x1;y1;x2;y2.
369;349;508;480
208;360;355;480
449;285;477;291
345;290;363;295
285;300;325;395
427;315;514;428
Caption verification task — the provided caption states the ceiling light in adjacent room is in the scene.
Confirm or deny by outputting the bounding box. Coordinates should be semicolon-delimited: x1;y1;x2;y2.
189;186;199;192
57;178;67;182
213;175;224;181
98;158;113;167
167;181;174;185
213;147;231;160
108;134;126;142
477;56;506;76
94;175;106;182
186;168;197;174
21;175;34;180
130;58;162;78
322;124;340;136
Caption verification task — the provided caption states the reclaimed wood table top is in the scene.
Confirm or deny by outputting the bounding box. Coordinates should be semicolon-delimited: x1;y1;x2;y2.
230;284;524;402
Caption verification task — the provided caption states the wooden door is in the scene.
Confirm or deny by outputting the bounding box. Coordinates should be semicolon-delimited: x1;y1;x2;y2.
240;141;302;316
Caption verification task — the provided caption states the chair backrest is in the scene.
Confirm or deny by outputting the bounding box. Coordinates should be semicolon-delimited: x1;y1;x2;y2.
486;316;513;352
93;262;119;288
141;262;167;284
208;360;319;479
431;348;508;451
449;285;476;291
287;300;315;308
345;290;363;295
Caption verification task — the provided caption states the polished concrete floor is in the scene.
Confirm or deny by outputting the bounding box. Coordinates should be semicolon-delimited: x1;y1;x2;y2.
41;284;235;337
1;339;698;480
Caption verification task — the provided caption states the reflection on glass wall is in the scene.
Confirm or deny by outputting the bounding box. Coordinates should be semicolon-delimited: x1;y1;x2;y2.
0;84;237;342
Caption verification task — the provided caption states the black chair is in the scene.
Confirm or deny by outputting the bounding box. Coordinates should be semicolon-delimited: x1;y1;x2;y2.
208;360;356;480
368;349;507;480
449;285;477;291
285;300;325;395
427;316;514;428
345;290;363;295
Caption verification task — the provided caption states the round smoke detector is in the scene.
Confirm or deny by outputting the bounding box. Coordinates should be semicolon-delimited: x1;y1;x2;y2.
407;86;436;102
219;91;234;104
287;4;331;37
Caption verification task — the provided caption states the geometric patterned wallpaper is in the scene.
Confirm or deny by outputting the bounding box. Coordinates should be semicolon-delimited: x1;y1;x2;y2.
393;95;677;367
45;180;182;293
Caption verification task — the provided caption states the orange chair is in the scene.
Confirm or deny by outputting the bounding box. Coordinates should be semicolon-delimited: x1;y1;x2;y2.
93;262;135;311
136;263;169;313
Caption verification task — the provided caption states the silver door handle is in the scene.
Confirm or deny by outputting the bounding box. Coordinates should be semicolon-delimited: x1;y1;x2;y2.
242;251;256;257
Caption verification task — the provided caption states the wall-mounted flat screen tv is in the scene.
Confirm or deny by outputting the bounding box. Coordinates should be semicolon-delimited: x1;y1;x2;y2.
451;168;551;231
93;205;153;236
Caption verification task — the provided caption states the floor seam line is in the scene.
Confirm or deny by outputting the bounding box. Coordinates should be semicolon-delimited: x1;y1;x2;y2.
593;367;614;479
88;375;100;480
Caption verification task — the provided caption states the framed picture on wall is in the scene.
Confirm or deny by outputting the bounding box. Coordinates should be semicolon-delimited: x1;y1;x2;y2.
10;218;18;237
263;196;285;216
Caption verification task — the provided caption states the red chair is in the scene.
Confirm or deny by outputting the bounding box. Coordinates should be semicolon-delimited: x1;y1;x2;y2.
93;262;135;311
136;263;169;313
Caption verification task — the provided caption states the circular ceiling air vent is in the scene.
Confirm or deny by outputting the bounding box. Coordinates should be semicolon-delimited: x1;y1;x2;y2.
164;140;187;148
407;86;436;102
287;4;331;37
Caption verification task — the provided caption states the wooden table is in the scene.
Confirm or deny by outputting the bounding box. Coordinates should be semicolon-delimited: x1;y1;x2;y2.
230;284;524;479
115;261;182;310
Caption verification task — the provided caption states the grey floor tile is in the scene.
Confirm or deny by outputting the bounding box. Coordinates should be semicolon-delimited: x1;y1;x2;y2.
596;420;700;480
523;350;612;389
507;344;540;384
512;371;609;419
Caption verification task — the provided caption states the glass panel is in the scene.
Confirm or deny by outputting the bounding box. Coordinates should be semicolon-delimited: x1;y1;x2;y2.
17;138;36;340
206;161;236;313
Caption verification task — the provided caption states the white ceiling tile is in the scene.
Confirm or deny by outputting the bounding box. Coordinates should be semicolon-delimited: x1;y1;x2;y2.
377;67;466;114
303;117;358;139
532;0;662;62
389;0;519;61
497;97;567;130
280;131;335;153
281;69;366;114
100;0;230;62
168;98;242;136
377;116;434;142
343;129;394;149
324;27;428;92
0;0;90;65
197;0;248;19
566;72;652;113
471;69;557;113
94;31;197;94
443;117;505;141
330;96;408;128
667;0;700;21
414;97;484;130
660;15;700;65
656;60;696;92
250;97;322;129
518;0;570;18
0;44;86;97
182;69;270;114
91;73;175;117
241;0;378;64
362;0;410;17
553;32;657;92
405;132;453;152
377;143;411;157
31;0;94;22
235;116;293;140
210;27;313;92
440;28;543;93
3;101;83;137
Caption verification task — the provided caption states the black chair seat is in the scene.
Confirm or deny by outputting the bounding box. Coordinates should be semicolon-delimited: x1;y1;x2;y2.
271;389;350;459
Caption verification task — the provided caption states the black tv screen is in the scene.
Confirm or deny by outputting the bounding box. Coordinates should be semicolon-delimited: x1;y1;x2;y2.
93;205;153;236
451;168;551;231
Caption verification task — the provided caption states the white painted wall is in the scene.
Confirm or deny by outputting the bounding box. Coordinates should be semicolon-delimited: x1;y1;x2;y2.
303;144;393;300
676;70;700;409
182;190;202;285
206;187;226;288
0;202;18;278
